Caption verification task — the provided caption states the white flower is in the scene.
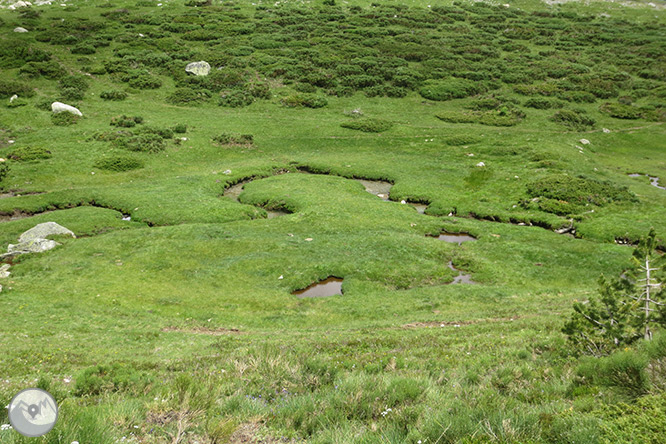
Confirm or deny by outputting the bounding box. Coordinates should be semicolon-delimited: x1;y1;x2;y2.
1;424;12;430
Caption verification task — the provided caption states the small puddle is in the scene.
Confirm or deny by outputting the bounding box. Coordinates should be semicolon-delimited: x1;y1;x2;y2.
293;277;343;298
437;232;477;245
628;173;666;190
408;203;428;214
357;179;392;201
447;261;476;284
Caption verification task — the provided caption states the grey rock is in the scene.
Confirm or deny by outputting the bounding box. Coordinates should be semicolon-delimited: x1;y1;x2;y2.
185;61;211;76
19;222;76;243
0;264;10;279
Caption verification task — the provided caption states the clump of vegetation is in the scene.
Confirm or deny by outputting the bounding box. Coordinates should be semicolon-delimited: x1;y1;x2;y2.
167;88;212;105
7;97;28;108
172;124;188;134
100;90;128;101
218;90;254;108
444;135;481;146
94;155;145;172
18;60;65;79
212;133;254;146
110;115;144;128
113;133;165;153
281;93;328;108
419;79;489;101
0;158;8;182
6;146;52;162
341;118;393;133
524;97;564;109
599;102;665;121
52;112;79;126
436;107;525;126
74;364;153;396
563;229;664;356
550;109;596;130
0;79;35;98
524;174;635;215
121;69;162;89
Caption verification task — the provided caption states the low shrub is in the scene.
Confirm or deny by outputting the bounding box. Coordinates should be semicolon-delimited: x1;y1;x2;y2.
0;79;35;98
341;118;393;132
218;90;254;108
212;133;254;146
18;60;65;79
52;112;79;126
525;174;635;211
112;133;165;153
7;97;28;108
0;159;8;182
167;88;212;105
436;108;524;126
94;155;145;172
100;90;128;101
419;79;488;101
524;97;563;109
550;109;595;130
444;135;481;146
110;115;144;128
281;93;328;108
71;44;96;55
599;102;643;120
121;70;162;89
7;146;52;162
172;124;188;134
59;87;85;102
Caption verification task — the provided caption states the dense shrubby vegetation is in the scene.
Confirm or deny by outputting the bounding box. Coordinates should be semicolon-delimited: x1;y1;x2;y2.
6;146;52;162
94;155;145;172
212;133;254;146
340;118;393;133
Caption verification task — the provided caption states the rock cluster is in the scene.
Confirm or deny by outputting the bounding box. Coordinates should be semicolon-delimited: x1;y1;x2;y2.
1;222;75;260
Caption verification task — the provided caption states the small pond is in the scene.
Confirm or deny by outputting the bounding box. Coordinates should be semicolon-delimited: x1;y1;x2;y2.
293;277;343;298
436;232;477;245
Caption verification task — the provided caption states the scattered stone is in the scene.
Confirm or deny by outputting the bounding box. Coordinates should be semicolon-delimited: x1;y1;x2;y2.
0;264;10;279
476;162;486;167
9;94;18;103
401;200;406;204
603;128;611;133
2;222;75;258
467;153;475;157
185;61;211;76
51;102;82;116
223;169;232;175
579;139;590;145
13;27;28;33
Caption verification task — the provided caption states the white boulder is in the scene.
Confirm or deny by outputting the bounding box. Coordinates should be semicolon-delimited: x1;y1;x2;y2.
13;27;29;33
51;102;82;116
476;162;486;167
9;94;18;103
185;61;211;76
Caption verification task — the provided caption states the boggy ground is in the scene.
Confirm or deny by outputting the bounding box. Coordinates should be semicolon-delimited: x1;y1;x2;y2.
0;0;665;443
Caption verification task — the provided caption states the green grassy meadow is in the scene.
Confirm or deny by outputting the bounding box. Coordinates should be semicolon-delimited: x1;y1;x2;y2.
0;0;665;442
